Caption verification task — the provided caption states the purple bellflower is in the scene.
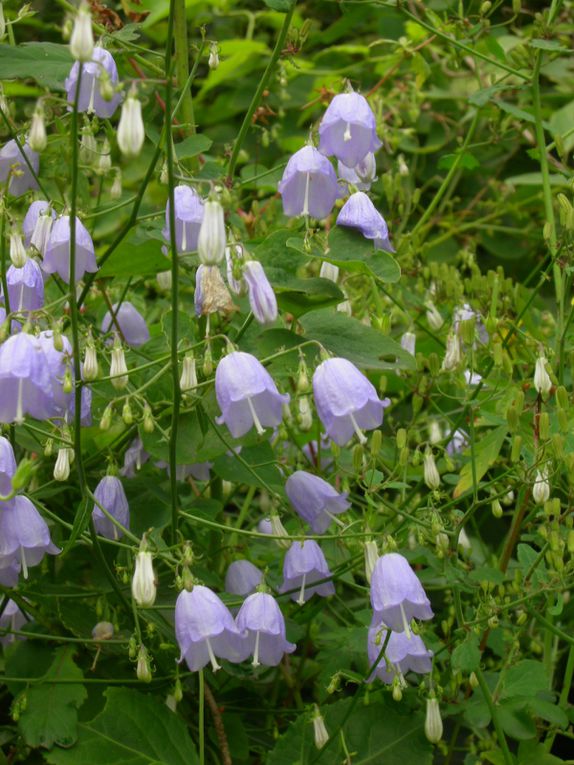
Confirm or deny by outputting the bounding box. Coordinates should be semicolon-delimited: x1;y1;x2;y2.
285;470;349;534
453;303;489;346
0;598;28;647
0;140;39;196
91;475;130;540
370;552;433;636
120;437;150;478
236;592;296;667
0;332;53;423
319;92;381;168
175;585;245;672
65;46;121;118
224;559;263;597
215;351;290;438
337;192;394;253
3;259;44;315
257;517;273;535
278;146;339;219
367;621;433;684
243;261;277;325
312;357;390;446
338;153;377;191
0;495;60;580
101;302;150;348
43;215;98;283
446;428;469;456
279;540;335;605
163;185;204;254
23;201;55;253
0;437;17;497
36;331;91;425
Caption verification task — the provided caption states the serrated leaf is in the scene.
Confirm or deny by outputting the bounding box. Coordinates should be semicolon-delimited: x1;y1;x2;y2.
45;687;199;765
453;426;506;498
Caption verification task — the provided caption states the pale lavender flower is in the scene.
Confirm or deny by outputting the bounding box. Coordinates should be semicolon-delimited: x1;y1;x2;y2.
0;495;60;579
0;140;39;196
285;470;349;534
175;585;245;672
400;331;416;357
65;46;121;118
0;437;16;496
225;245;246;295
215;351;290;438
92;475;130;540
337;153;377;191
0;598;28;647
0;558;20;587
312;357;390;446
279;540;335;605
302;436;334;471
257;517;273;535
120;437;150;478
155;460;212;482
370;553;433;635
278;146;339;219
319;92;381;168
235;592;296;667
453;303;489;346
446;428;469;456
243;261;277;325
336;192;394;253
0;332;53;423
4;259;44;314
367;621;433;684
163;185;204;254
36;330;74;417
23;200;55;251
225;560;263;597
101;302;150;348
43;215;98;283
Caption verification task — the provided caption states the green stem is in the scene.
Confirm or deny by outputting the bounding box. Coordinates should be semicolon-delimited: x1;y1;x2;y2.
199;669;205;765
173;0;195;134
475;668;514;765
227;4;295;181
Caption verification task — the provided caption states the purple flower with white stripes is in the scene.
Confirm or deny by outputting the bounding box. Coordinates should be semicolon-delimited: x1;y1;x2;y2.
278;146;339;219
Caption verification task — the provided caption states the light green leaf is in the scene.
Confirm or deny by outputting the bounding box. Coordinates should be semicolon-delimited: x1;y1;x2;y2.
175;134;213;160
453;426;507;498
451;633;481;673
323;227;401;283
501;660;548;699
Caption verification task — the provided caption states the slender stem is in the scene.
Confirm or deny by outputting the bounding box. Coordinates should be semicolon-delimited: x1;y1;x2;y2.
226;4;295;181
0;205;10;318
173;0;195;134
199;669;205;765
475;668;514;765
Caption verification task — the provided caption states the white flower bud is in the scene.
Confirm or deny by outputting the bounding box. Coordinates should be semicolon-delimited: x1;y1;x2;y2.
156;269;172;291
270;514;291;549
110;342;129;390
208;43;220;70
54;447;72;481
441;332;462;371
180;353;197;392
312;707;329;750
132;551;157;607
110;169;122;199
30;209;53;256
533;468;550;504
319;261;339;283
28;105;47;153
97;138;112;175
398;153;409;177
83;345;99;381
198;200;226;265
534;354;552;396
80;129;97;165
426;302;444;331
69;2;94;62
364;540;378;584
400;331;416;356
117;92;145;159
337;294;352;316
424;697;443;743
424;449;440;490
136;644;152;682
428;420;442;445
9;232;27;268
458;526;472;551
297;396;313;431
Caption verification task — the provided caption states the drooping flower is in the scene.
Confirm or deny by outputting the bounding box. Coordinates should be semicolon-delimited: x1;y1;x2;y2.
446;428;468;456
336;192;394;253
243;261;277;325
423;449;440;490
0;437;16;497
215;351;290;438
453;303;488;346
120;437;150;478
163;185;204;254
0;140;39;197
425;696;443;744
23;201;54;253
278;146;339;219
0;598;28;647
43;215;98;283
319;92;381;168
132;551;157;607
117;91;145;158
367;621;433;684
312;357;390;446
194;264;235;317
279;540;335;605
65;46;121;118
0;332;53;423
3;258;44;315
534;354;552;396
369;552;433;635
0;495;60;579
69;1;94;62
337;152;377;191
101;302;150;348
400;331;416;357
235;591;296;667
28;103;47;153
198;199;226;265
533;467;550;505
285;470;349;534
224;559;263;596
91;475;130;540
175;585;245;672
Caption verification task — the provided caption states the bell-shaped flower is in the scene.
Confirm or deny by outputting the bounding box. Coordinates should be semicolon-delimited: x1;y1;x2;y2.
279;540;335;605
117;92;145;158
4;259;44;315
0;332;53;423
278;146;339;219
175;584;245;672
0;140;39;197
312;357;390;446
69;1;94;62
369;552;433;635
285;470;349;534
533;468;550;505
534;354;552;396
425;697;443;743
367;620;433;684
163;185;204;254
0;436;16;497
0;495;60;579
198;200;226;265
319;92;381;168
65;46;121;118
338;152;377;191
336;192;394;253
224;559;263;596
120;437;149;478
0;598;28;647
101;301;150;348
215;351;290;438
236;591;296;667
91;475;130;540
446;428;468;456
243;261;277;325
23;201;55;256
43;215;98;283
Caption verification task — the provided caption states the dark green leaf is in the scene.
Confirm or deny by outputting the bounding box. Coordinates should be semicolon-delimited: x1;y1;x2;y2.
451;633;481;673
276;277;344;317
0;43;72;90
263;0;296;10
98;232;169;278
175;134;213;160
213;443;284;491
453;426;507;498
323;227;401;283
501;660;548;699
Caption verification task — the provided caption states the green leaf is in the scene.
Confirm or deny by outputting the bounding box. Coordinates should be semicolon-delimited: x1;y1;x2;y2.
300;309;417;371
517;741;564;765
501;660;548;699
549;100;574;152
437;151;480;171
18;647;87;749
45;687;199;765
527;697;568;728
98;231;169;278
213;443;284;491
264;0;296;10
505;172;569;187
451;633;481;673
499;700;537;740
0;43;72;90
453;426;507;498
529;38;570;52
175;134;213;160
275;277;344;317
323;227;401;283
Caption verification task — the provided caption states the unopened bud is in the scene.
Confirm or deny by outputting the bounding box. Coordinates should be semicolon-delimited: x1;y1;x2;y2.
180;353;197;393
297;396;313;431
132;551;157;607
198;199;226;265
424;449;440;490
364;540;378;583
426;302;444;331
511;435;522;462
270;514;290;549
441;332;462;371
28;105;47;153
533;468;550;504
54;447;71;481
117;90;145;159
143;404;154;433
97;138;112;175
92;621;114;640
110;169;122;199
534;354;552;396
312;706;329;749
208;43;220;70
83;344;99;381
69;2;94;62
62;367;73;395
491;499;503;518
110;342;129;389
136;645;152;683
10;457;34;492
9;232;27;268
122;400;133;425
424;697;443;743
100;403;113;431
